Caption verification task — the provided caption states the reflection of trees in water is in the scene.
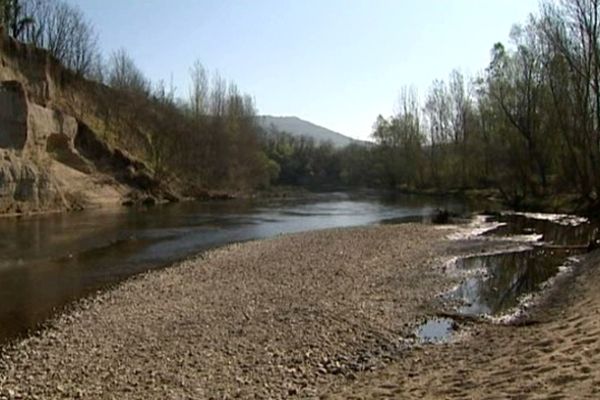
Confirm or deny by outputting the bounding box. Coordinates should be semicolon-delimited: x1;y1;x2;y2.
490;215;596;246
455;249;564;315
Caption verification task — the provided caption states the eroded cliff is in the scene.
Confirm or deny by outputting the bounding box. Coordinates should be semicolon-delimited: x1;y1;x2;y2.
0;31;180;215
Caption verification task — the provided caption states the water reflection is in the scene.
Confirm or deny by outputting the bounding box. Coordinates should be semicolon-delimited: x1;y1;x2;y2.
0;192;468;345
487;213;595;247
449;247;576;316
416;318;456;343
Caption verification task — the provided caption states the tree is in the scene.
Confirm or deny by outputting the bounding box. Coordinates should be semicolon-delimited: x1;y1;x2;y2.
372;88;425;188
106;48;150;94
18;0;99;76
1;0;33;38
539;0;600;200
449;70;473;186
424;79;451;186
189;60;209;120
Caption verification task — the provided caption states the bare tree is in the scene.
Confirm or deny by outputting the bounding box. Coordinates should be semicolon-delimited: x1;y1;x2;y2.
1;0;34;38
424;79;451;185
539;0;600;198
17;0;99;76
189;60;209;120
106;48;149;94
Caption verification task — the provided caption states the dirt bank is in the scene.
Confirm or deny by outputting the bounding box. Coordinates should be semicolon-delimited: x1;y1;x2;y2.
0;224;454;399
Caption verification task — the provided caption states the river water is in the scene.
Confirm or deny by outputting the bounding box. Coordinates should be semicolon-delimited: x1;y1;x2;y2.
0;191;469;345
416;212;597;343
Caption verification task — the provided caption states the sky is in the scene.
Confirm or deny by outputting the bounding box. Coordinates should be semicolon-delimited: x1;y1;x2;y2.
69;0;539;141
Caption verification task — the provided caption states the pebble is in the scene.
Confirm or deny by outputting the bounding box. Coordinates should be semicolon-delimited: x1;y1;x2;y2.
0;225;451;398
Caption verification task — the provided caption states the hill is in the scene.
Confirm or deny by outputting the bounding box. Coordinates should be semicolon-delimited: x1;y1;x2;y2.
258;116;362;148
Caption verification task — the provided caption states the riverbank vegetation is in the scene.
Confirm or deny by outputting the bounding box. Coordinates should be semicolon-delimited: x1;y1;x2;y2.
2;0;600;211
369;0;600;211
1;0;274;195
266;0;600;212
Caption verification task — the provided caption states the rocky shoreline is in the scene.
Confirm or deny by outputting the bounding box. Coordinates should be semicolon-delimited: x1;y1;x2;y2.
1;222;598;399
0;224;455;399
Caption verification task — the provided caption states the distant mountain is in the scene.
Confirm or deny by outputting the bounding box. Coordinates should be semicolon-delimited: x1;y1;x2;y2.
258;116;362;148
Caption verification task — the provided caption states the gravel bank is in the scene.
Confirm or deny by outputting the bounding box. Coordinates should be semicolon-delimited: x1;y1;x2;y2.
0;224;452;399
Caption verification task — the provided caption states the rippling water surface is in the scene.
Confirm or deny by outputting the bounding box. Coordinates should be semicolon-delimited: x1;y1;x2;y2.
0;191;469;345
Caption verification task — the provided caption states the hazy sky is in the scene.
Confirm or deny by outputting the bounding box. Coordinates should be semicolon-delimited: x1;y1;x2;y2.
69;0;539;140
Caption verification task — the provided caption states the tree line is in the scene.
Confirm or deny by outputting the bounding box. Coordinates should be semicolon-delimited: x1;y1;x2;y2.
260;130;381;188
1;0;275;192
266;0;600;211
4;0;600;207
370;0;600;209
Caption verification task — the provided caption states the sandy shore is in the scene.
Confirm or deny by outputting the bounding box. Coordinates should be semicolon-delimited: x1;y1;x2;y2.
1;223;599;399
0;224;453;399
325;246;600;399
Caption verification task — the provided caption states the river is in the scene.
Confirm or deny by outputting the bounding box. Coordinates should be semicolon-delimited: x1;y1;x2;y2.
0;191;470;345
